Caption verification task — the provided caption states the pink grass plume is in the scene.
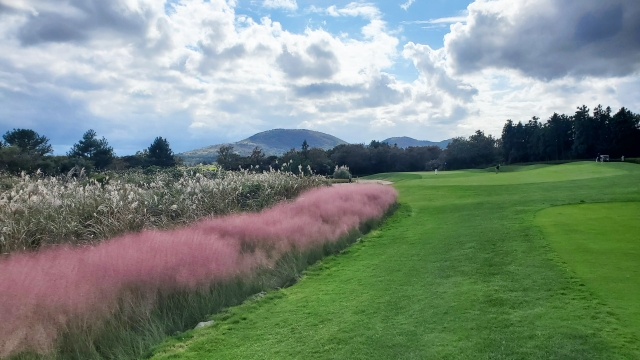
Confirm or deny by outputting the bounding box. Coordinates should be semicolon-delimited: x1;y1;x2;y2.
0;184;397;357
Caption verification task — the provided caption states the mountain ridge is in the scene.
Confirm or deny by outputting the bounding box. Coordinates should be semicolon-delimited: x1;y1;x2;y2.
177;130;451;165
382;136;451;149
178;129;348;165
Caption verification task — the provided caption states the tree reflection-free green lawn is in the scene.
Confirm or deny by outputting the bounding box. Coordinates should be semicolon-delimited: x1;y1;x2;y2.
536;202;640;339
150;162;640;359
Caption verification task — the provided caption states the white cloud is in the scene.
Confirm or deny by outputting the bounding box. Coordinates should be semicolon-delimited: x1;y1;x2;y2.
402;16;467;25
445;0;640;80
262;0;297;11
0;0;638;154
400;0;415;11
314;2;382;20
0;0;436;152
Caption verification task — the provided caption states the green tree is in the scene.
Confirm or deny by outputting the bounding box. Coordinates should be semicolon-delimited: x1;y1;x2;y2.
444;130;499;170
68;130;114;169
301;140;309;160
147;137;176;167
610;107;640;157
3;128;53;156
572;105;597;159
249;147;266;167
216;145;241;170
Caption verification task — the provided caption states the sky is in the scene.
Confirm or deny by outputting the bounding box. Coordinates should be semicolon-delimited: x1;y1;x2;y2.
0;0;639;155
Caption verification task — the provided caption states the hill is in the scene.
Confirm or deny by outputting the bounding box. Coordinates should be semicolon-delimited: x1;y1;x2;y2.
382;136;451;149
178;129;348;165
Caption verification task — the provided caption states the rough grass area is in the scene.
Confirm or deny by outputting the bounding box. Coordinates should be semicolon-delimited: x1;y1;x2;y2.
150;162;640;359
1;185;396;359
536;202;640;339
0;168;326;254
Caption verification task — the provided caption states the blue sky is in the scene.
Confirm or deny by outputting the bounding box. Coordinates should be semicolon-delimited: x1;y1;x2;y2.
241;0;470;48
0;0;639;155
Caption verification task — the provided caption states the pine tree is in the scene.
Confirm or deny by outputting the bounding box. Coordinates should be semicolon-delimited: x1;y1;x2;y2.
68;130;114;169
147;137;176;167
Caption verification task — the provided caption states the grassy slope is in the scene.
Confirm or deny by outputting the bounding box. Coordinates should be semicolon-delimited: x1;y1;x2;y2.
536;203;640;338
150;162;640;359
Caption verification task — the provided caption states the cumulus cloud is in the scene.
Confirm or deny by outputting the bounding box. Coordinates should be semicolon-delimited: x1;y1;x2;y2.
1;0;447;152
277;43;340;80
7;0;159;46
2;0;636;153
262;0;297;11
445;0;640;80
404;42;477;102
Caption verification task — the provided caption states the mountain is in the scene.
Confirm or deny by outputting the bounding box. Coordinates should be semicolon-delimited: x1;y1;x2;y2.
382;136;452;149
178;129;348;165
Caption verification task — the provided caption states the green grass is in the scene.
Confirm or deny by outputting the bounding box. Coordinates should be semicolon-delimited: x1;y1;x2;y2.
150;162;640;359
536;202;640;339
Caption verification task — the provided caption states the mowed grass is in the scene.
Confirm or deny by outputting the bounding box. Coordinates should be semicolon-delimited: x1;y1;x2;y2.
150;162;640;359
536;203;640;339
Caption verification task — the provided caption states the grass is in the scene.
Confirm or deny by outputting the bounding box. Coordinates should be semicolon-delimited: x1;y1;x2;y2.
2;185;396;359
0;168;325;254
148;161;640;359
536;202;640;339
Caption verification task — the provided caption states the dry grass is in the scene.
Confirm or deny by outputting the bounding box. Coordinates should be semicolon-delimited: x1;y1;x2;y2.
0;184;397;359
0;167;326;254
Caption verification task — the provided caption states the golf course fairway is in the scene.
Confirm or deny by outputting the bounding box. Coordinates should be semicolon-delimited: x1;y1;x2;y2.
536;202;640;339
150;162;640;359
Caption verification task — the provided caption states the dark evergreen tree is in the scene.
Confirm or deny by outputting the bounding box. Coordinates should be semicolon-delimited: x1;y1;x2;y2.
147;137;176;167
301;140;309;160
544;112;573;161
609;107;640;157
592;104;612;155
572;105;597;159
68;130;114;169
3;129;53;156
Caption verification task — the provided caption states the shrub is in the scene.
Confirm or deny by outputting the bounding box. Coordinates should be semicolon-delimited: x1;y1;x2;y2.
333;165;351;180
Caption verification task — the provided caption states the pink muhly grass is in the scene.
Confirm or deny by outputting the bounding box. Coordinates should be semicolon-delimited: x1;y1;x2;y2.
0;184;397;357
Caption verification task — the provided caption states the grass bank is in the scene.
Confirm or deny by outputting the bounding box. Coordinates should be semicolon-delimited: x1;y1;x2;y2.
150;162;640;359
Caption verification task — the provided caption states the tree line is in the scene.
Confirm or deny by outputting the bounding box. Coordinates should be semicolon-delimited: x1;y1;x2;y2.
0;129;179;174
215;139;444;176
2;103;638;176
217;104;640;175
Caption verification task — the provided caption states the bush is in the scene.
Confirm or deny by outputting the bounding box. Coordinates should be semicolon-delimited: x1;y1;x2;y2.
333;165;351;180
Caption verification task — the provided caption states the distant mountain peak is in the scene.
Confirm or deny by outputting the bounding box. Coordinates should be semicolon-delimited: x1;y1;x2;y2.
178;129;347;165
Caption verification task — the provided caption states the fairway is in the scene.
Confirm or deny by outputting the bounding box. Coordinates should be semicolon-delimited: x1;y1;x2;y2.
536;202;640;338
368;162;628;186
150;162;640;359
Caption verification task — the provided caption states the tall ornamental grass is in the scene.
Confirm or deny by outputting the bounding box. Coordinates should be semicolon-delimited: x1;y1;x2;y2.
0;168;325;254
0;184;397;359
